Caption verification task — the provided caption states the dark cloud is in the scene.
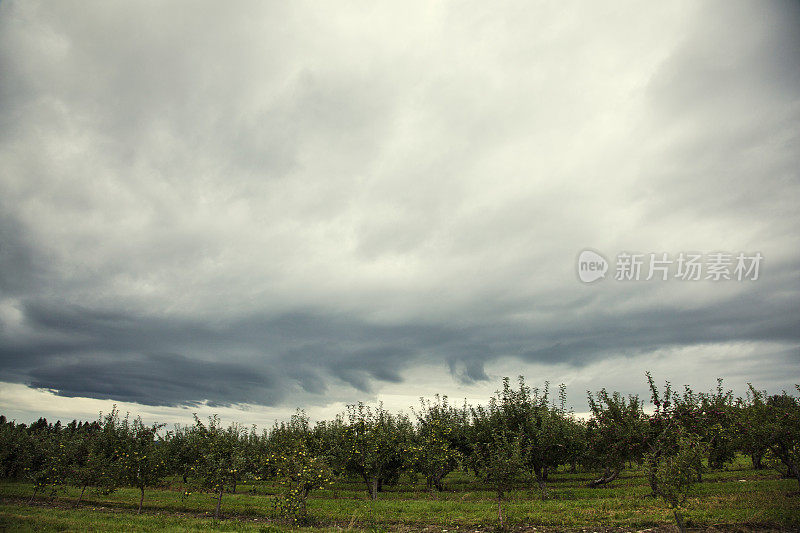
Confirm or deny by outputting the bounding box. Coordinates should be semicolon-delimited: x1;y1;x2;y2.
2;271;797;407
28;352;277;407
2;301;463;405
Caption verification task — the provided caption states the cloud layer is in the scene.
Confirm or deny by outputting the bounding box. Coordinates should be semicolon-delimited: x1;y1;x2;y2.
0;1;798;414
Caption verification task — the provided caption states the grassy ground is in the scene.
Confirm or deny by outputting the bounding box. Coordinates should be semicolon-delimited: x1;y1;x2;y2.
1;457;798;532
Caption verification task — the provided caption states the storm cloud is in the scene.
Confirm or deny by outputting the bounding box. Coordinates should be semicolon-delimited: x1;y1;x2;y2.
0;1;798;416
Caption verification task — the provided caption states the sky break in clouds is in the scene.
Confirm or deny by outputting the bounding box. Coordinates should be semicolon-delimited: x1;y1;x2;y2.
0;0;798;426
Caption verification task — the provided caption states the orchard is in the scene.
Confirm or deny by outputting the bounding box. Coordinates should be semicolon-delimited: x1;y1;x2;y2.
0;374;798;530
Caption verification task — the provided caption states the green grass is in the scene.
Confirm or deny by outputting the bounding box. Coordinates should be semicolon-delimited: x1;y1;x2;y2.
2;459;798;531
0;503;352;532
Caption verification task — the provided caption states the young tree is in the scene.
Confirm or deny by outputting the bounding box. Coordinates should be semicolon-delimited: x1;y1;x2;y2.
115;416;168;514
470;430;524;529
738;385;800;489
65;430;116;506
188;415;245;518
236;424;265;492
26;424;69;501
408;395;466;492
656;378;734;477
524;384;574;497
471;378;569;499
699;379;737;469
265;439;332;525
645;426;707;533
63;409;122;507
342;403;410;500
646;375;704;483
585;388;647;487
469;378;572;526
735;396;768;470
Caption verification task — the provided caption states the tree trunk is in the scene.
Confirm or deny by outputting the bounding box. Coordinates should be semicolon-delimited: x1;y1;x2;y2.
778;450;800;490
369;477;379;500
215;486;223;518
772;444;800;490
587;467;620;488
532;464;548;500
750;452;763;470
789;460;800;491
673;509;686;533
647;471;659;497
537;478;548;501
138;486;144;514
497;491;504;528
75;485;87;508
29;486;38;504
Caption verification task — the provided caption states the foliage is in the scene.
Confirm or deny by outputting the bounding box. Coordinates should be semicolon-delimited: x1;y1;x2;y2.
471;378;574;499
26;423;70;500
407;395;466;492
187;415;244;518
645;426;708;533
64;428;117;505
0;417;32;480
163;424;200;484
266;439;332;525
738;385;800;488
585;387;647;487
470;429;524;528
114;414;168;514
342;403;411;500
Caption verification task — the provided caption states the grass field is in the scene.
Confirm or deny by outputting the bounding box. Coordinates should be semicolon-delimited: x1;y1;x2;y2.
1;456;798;532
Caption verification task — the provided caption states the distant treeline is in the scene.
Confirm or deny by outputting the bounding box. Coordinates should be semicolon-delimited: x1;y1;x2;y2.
1;374;798;529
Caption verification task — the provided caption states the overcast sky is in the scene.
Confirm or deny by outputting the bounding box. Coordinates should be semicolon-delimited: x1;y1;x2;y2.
1;1;798;427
